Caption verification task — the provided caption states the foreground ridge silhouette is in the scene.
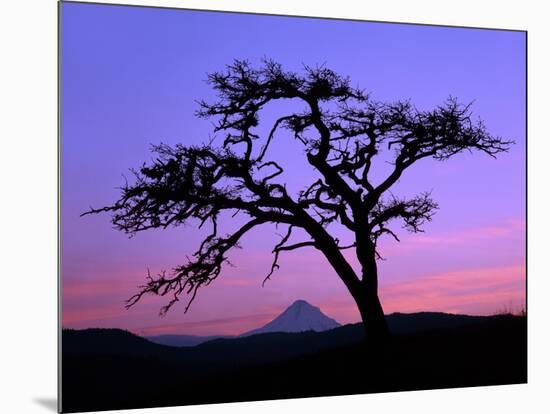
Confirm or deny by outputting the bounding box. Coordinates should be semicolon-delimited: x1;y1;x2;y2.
62;312;526;413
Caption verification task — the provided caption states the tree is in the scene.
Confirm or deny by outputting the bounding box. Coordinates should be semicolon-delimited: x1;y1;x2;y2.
84;59;512;344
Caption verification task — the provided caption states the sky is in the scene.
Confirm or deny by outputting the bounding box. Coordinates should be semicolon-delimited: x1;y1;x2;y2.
61;2;526;336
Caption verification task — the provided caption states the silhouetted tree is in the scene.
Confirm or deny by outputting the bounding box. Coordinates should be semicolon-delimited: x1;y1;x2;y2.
84;60;512;344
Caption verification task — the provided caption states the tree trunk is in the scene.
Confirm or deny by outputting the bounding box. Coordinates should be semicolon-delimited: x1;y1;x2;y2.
353;239;390;346
353;285;390;346
305;215;389;346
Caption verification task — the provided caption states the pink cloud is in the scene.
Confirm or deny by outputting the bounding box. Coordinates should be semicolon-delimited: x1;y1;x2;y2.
135;313;277;336
314;263;526;325
215;278;260;287
409;218;525;245
62;304;127;326
62;262;525;334
63;278;135;298
380;263;526;315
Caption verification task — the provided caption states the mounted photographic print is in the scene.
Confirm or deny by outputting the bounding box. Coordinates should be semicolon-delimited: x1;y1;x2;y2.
59;1;527;412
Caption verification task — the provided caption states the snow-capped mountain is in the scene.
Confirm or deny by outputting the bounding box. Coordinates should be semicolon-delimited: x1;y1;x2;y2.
241;299;340;336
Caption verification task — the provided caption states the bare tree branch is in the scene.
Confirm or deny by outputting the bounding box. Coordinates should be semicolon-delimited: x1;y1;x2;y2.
84;59;513;324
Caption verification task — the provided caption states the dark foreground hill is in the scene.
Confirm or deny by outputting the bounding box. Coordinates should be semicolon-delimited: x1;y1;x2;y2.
61;313;526;413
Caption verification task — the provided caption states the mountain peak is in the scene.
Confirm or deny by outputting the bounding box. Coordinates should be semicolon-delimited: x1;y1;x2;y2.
290;299;313;308
241;300;340;337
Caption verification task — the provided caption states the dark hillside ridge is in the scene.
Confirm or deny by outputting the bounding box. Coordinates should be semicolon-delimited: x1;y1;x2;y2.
64;312;502;359
62;313;526;413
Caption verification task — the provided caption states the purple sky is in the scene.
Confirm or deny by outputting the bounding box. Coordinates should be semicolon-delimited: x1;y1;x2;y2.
61;2;526;336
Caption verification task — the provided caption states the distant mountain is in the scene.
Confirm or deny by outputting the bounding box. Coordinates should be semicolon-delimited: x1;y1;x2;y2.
146;334;229;347
241;299;340;337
